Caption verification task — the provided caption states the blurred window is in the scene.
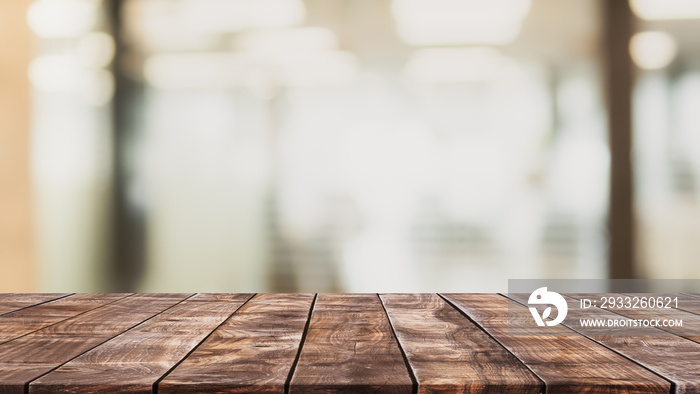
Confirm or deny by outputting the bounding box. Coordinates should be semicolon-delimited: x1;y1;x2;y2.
31;0;609;292
631;0;700;279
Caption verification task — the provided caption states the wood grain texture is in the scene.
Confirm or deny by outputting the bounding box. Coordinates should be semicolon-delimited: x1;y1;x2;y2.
443;293;670;393
673;293;700;316
3;293;700;393
380;293;541;394
30;293;253;394
568;293;700;340
0;293;129;345
159;293;315;394
289;294;413;393
0;294;189;394
0;294;70;316
559;293;700;393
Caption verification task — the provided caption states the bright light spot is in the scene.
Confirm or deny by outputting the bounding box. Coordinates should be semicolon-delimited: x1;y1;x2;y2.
79;70;115;106
403;47;515;84
437;138;516;223
29;54;114;106
144;53;244;89
125;0;307;51
630;0;700;20
175;0;305;32
339;120;435;211
29;55;80;91
27;0;99;38
392;0;531;45
144;51;358;89
548;134;609;219
234;27;338;55
274;52;358;87
124;0;220;52
630;31;677;70
75;32;115;68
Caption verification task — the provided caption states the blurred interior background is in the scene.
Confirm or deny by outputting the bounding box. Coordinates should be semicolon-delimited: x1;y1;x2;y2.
1;0;699;292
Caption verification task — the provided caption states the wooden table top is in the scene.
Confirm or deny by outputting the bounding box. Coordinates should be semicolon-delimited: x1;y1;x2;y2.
0;293;698;393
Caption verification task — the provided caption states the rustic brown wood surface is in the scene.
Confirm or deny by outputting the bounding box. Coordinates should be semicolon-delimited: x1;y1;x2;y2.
670;293;700;315
380;293;541;393
30;293;252;394
0;293;698;393
551;293;700;393
289;294;413;393
0;293;129;345
0;294;70;316
443;293;670;393
0;294;190;394
160;293;314;393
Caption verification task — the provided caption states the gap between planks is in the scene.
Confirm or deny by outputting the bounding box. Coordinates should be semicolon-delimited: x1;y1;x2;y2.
502;292;676;393
24;294;194;393
155;293;547;394
7;293;684;393
438;293;546;392
0;293;133;347
0;294;73;317
378;294;419;394
283;293;317;394
151;293;257;394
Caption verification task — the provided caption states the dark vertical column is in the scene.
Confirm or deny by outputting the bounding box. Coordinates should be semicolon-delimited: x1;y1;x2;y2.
603;0;636;279
107;0;146;291
264;91;298;292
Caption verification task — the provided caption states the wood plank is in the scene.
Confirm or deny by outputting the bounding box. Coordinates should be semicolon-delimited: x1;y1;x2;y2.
289;294;413;394
0;294;70;316
159;293;315;393
380;293;542;393
30;293;253;394
568;293;700;317
0;293;129;344
0;293;190;394
556;293;700;393
673;294;700;315
568;293;700;341
443;293;669;393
